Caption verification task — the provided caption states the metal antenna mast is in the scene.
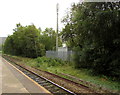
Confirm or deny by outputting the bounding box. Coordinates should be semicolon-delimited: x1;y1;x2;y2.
56;3;59;51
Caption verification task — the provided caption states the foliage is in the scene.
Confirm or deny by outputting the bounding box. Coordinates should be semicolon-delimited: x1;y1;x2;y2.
3;23;45;58
3;23;62;57
35;57;65;67
39;28;62;51
0;44;2;51
8;55;120;92
62;2;120;80
39;28;56;50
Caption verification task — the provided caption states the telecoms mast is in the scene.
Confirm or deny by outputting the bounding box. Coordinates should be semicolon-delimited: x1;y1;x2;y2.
56;3;59;51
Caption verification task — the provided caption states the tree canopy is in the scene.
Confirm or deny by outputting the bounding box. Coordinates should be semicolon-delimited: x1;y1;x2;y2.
62;2;120;80
3;24;60;58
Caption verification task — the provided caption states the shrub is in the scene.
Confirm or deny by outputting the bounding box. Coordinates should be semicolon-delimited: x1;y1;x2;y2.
35;57;67;67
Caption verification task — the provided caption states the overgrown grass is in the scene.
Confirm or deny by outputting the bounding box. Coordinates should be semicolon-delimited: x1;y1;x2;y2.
9;55;120;92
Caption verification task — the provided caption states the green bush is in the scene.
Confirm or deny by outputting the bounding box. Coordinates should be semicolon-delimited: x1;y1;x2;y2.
35;57;67;67
3;24;47;58
74;44;120;80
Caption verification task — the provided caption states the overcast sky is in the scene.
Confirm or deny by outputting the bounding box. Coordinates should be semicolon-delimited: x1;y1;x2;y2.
0;0;80;37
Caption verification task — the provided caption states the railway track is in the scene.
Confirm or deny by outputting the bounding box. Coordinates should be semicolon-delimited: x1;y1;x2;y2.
3;55;111;94
3;56;76;94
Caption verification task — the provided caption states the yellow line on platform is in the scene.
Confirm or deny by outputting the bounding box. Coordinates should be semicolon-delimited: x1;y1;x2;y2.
2;57;51;94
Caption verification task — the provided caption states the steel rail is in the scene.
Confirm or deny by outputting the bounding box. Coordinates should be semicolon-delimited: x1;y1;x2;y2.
3;56;76;95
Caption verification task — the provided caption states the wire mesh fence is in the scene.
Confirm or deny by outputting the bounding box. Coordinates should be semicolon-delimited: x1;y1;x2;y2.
46;51;74;61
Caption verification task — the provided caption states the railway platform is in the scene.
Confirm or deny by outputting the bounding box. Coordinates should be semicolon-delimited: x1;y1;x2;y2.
0;56;51;94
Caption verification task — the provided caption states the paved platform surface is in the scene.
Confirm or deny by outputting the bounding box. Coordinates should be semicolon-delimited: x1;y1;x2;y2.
0;55;50;94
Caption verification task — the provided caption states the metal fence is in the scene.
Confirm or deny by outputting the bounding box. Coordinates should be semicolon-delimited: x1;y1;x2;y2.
46;51;74;61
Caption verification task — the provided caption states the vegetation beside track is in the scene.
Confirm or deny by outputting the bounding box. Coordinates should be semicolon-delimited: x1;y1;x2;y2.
3;2;120;81
5;54;120;93
2;1;120;93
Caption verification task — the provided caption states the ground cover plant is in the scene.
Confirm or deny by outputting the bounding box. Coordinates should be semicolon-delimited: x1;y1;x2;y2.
8;55;120;92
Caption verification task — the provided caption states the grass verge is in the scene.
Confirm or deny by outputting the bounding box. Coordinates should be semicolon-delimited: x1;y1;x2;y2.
6;55;120;92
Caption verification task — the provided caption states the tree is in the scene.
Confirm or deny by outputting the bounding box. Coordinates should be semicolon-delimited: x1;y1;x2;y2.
62;2;120;79
39;28;62;51
0;44;2;51
3;23;45;58
3;25;62;58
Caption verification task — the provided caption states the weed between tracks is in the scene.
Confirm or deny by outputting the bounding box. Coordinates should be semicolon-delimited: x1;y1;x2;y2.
4;55;120;92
